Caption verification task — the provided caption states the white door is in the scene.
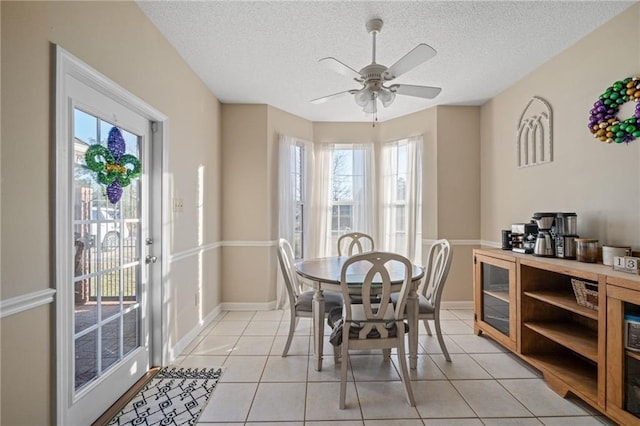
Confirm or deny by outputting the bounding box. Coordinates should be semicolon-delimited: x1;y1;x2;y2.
55;47;165;425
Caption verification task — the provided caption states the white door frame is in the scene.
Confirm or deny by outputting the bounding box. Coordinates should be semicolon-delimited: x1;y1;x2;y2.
53;45;169;424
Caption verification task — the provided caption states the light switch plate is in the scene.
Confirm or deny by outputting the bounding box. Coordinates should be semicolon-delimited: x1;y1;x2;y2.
173;198;184;213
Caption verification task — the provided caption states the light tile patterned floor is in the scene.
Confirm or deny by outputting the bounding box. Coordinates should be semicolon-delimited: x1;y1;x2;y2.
173;308;617;425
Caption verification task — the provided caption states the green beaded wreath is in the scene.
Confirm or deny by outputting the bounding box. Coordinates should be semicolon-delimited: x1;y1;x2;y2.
588;76;640;144
85;127;141;203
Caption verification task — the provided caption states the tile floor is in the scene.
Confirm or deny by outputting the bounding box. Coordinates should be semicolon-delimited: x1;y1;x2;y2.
173;308;617;425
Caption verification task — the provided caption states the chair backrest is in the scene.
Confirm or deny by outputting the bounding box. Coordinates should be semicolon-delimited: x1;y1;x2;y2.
337;232;375;256
277;238;303;307
421;239;453;308
340;251;412;340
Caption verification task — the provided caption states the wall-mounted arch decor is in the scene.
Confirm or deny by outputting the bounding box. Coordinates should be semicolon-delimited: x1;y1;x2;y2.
517;96;553;168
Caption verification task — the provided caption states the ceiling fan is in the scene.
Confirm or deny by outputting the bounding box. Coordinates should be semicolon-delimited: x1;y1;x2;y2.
311;18;441;114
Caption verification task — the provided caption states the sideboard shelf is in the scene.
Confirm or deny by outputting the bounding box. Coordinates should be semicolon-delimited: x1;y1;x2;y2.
523;321;598;362
483;289;509;303
525;352;598;404
523;290;598;320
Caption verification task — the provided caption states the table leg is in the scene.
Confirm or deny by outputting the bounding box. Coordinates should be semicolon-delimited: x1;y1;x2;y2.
312;287;325;371
407;287;418;369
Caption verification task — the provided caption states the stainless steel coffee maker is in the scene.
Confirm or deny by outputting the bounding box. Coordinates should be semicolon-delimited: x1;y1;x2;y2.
532;212;556;257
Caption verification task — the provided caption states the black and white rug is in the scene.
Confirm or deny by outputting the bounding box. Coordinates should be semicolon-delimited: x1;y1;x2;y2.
108;367;222;426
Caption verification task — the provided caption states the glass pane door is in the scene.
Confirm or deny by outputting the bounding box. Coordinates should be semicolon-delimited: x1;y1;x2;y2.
72;108;142;391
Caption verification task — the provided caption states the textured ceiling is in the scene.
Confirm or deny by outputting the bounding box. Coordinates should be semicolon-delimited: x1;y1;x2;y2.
137;1;636;123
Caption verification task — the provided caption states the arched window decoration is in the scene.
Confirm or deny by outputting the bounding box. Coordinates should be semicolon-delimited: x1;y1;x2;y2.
517;96;553;168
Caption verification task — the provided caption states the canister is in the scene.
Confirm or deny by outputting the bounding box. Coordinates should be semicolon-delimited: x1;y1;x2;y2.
575;238;599;263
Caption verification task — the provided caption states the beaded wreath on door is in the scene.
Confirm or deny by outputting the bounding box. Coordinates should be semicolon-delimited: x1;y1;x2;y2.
84;126;141;204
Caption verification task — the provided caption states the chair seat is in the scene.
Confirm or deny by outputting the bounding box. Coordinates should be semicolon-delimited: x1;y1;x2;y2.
390;292;435;315
327;297;410;347
295;290;343;313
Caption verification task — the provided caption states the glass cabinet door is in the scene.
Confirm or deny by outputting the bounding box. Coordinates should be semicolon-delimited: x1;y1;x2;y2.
482;262;511;335
474;253;517;350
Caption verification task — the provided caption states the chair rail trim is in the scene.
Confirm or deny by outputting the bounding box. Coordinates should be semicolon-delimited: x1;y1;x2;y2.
0;288;56;319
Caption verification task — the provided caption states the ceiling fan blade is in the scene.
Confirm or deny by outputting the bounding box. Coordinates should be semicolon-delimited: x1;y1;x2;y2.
384;44;437;80
389;84;442;99
310;89;357;104
319;57;362;80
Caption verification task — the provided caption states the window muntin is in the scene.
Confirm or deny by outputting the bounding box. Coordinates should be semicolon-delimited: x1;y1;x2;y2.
330;147;357;235
391;141;408;233
293;143;305;259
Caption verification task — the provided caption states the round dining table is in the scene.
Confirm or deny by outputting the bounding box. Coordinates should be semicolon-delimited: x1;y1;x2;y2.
296;255;424;371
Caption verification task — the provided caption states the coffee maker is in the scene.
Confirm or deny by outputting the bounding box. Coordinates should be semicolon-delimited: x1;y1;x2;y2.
510;222;538;254
555;212;578;259
532;212;556;257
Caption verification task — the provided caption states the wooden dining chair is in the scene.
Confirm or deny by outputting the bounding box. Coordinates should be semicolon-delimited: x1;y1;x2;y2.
277;238;343;358
337;232;374;256
391;239;453;361
336;251;415;409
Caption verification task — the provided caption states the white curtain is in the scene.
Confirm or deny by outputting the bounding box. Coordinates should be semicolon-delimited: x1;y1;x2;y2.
380;136;423;264
277;134;313;309
308;143;375;257
352;143;376;244
307;143;333;258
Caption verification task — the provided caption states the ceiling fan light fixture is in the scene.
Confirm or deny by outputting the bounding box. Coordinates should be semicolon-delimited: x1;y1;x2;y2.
378;88;395;107
363;99;377;114
354;88;373;107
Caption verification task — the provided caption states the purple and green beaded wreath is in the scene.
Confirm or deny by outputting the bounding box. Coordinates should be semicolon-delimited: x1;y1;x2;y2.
85;127;141;203
588;76;640;144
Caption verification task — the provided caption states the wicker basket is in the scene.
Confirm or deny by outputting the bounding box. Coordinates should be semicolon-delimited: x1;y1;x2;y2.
571;278;599;310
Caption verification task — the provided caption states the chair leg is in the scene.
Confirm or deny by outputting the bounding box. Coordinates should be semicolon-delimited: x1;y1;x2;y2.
434;313;451;362
282;313;298;357
382;348;391;359
422;318;433;336
396;336;416;407
339;340;349;409
333;344;341;364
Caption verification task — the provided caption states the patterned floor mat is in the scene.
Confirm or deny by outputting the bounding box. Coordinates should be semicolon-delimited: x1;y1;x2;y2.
107;367;222;426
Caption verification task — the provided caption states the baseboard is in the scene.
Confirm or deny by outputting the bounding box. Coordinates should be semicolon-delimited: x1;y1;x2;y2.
441;300;473;310
217;299;468;312
220;301;277;311
168;305;222;362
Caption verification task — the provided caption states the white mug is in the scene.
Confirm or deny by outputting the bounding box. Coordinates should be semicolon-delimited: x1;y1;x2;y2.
602;245;632;266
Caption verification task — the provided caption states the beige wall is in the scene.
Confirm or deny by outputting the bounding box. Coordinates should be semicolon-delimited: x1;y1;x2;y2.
481;3;640;247
1;1;222;424
221;104;314;304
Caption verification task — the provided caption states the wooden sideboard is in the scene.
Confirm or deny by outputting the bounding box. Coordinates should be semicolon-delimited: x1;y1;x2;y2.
474;248;640;424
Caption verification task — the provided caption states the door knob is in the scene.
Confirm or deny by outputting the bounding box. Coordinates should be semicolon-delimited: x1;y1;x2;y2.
145;255;158;264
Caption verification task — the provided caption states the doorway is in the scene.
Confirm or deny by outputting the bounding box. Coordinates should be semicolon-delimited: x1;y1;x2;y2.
54;46;166;425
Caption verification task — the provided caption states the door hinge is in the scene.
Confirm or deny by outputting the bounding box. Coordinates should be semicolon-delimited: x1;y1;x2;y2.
473;255;477;264
151;122;158;133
